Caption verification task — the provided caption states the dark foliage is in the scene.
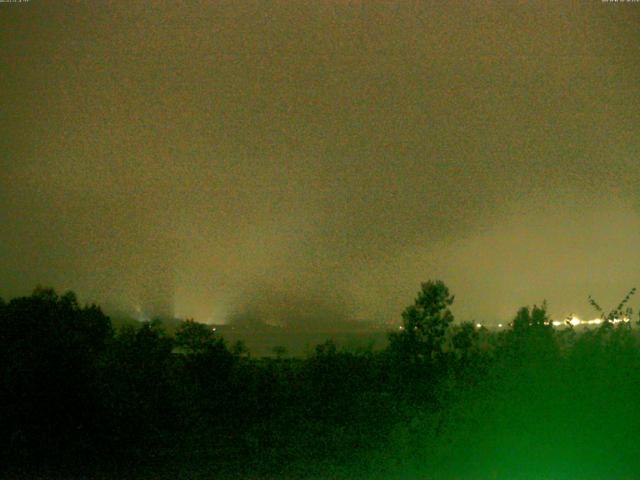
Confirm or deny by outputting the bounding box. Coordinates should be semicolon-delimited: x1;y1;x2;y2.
1;284;640;479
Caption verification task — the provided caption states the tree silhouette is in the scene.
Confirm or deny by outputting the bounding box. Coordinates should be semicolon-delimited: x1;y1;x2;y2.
0;287;113;465
588;287;636;325
512;302;550;333
502;301;558;374
388;280;455;364
451;321;480;361
175;318;218;354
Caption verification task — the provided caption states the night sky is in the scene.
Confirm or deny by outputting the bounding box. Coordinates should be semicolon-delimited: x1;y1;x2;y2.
1;1;639;328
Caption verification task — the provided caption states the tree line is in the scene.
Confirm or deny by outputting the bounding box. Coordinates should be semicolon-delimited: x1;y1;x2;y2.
1;282;640;479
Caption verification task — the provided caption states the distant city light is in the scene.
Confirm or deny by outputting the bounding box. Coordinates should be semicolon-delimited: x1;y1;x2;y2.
560;315;633;328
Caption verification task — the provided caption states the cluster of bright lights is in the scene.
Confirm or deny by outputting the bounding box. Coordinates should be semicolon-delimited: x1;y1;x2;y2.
490;316;633;329
564;315;630;327
397;316;633;332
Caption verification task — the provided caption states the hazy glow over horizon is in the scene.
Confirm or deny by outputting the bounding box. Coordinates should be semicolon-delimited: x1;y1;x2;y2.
1;2;639;328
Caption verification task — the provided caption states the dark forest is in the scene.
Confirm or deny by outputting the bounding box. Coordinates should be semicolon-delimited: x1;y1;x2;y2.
2;282;639;479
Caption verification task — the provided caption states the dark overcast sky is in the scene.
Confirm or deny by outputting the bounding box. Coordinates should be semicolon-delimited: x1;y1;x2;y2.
1;1;639;327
